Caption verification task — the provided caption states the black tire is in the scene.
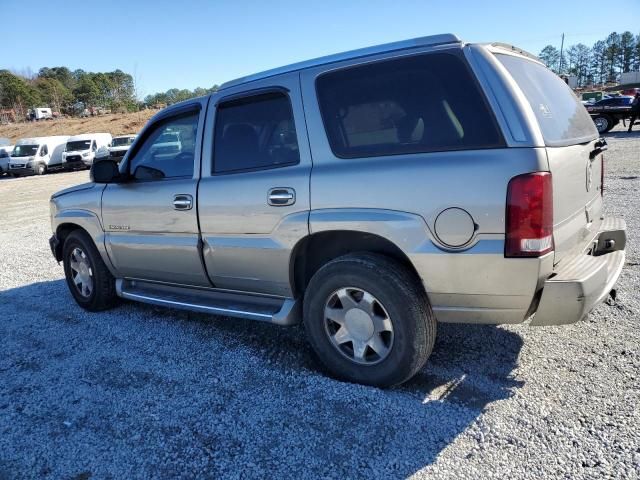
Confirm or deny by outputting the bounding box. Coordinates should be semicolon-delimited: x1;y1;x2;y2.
35;163;46;175
593;115;613;133
303;253;436;388
62;230;118;311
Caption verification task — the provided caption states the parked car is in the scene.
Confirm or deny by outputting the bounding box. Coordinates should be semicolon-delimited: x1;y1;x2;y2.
49;34;626;387
108;134;137;162
63;133;113;169
10;136;69;176
0;145;14;175
585;96;634;133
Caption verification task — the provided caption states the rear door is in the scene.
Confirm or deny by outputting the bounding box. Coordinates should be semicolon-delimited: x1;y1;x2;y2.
198;73;312;297
495;53;602;264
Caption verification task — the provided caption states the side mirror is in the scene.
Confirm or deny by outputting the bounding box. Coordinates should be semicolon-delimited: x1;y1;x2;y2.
91;159;121;183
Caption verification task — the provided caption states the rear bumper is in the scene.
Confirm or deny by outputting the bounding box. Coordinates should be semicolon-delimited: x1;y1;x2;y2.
531;217;626;326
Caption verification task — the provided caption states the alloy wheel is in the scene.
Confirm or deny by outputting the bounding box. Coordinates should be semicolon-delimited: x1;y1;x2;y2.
69;247;93;298
324;287;394;365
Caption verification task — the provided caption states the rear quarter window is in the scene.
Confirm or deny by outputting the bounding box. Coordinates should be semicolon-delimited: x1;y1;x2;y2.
496;54;598;146
316;52;504;158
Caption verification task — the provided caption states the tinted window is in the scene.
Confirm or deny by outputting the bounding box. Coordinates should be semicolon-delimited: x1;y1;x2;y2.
0;150;8;158
496;54;597;146
213;92;299;174
129;111;199;180
316;52;503;158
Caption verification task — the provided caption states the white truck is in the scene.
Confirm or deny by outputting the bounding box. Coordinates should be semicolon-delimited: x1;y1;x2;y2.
63;133;113;169
9;136;69;176
28;108;53;121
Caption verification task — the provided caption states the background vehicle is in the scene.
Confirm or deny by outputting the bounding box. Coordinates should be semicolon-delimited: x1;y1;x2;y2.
9;136;69;175
63;133;113;169
586;96;634;133
28;107;53;121
149;130;181;157
108;134;137;162
0;145;14;175
49;35;626;388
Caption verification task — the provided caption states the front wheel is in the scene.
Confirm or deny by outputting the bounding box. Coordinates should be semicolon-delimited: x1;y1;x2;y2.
303;253;436;388
35;163;46;175
63;230;118;311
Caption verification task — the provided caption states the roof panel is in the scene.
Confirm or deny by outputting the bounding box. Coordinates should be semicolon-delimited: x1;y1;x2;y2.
219;33;461;90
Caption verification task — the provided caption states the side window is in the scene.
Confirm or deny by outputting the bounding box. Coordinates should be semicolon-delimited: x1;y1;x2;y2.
213;92;299;174
316;52;503;158
129;111;199;181
41;145;48;156
92;141;97;151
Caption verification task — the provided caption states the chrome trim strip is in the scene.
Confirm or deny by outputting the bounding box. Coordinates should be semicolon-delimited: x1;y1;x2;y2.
119;290;274;321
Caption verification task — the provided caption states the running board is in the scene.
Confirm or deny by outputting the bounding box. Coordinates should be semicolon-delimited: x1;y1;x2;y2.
115;279;301;326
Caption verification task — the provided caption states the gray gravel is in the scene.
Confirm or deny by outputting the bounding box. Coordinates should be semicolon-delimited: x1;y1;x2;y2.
1;128;639;479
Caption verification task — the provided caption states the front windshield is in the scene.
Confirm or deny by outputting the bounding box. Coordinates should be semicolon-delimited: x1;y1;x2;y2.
66;140;91;151
112;137;135;147
12;145;38;157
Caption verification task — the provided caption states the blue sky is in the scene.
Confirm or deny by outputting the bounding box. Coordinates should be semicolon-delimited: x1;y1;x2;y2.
3;0;639;97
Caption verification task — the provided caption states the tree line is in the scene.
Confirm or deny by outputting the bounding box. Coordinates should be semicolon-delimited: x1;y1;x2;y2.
0;66;219;120
0;67;139;118
538;31;640;87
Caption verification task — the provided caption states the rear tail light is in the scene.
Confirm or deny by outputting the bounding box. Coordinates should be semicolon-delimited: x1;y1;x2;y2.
505;172;554;257
601;155;604;197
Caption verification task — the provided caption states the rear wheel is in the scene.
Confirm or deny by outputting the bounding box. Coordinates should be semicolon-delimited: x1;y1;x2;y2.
593;115;613;133
63;230;118;311
303;253;436;387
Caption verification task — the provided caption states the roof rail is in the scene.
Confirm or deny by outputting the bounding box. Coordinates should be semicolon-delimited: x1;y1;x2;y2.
219;33;461;90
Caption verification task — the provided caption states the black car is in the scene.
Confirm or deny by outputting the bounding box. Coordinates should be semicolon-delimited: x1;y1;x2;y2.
585;96;634;133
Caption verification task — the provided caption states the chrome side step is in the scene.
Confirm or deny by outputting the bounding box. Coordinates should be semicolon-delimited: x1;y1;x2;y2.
115;279;301;325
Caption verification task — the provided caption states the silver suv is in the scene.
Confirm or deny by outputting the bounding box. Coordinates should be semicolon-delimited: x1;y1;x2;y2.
49;34;626;387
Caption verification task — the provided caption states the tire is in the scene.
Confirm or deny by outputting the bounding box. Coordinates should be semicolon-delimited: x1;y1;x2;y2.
62;230;118;311
593;115;613;133
303;253;436;388
35;163;46;175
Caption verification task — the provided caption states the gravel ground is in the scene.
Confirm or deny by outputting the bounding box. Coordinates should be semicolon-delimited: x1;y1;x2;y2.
1;128;639;479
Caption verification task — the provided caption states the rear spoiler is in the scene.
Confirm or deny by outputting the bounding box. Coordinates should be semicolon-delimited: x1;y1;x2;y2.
488;43;542;63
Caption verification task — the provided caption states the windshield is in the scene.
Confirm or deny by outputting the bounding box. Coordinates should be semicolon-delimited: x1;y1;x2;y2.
112;137;135;147
158;133;179;143
12;145;38;157
66;140;91;151
496;54;597;146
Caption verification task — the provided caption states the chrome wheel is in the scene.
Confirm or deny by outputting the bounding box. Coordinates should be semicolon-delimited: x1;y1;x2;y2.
594;116;609;133
324;287;394;365
69;247;93;298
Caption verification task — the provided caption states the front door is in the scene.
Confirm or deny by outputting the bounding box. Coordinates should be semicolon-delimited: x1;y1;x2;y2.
198;73;312;297
101;101;210;286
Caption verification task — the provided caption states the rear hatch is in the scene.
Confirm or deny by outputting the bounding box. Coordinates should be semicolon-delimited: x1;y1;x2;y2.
495;53;602;265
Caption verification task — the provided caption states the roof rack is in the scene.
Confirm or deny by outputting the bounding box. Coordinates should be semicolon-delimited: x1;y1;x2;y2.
219;33;461;90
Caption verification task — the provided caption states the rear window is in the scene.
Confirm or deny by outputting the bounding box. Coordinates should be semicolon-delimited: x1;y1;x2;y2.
496;54;597;146
316;52;504;158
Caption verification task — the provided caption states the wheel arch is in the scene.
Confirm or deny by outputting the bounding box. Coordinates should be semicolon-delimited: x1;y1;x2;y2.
53;209;115;274
290;230;424;298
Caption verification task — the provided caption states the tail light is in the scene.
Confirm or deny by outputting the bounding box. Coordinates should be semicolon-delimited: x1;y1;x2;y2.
505;172;554;257
601;155;604;197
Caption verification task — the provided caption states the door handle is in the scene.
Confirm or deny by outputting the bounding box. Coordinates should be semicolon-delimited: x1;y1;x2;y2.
173;194;193;210
268;188;295;206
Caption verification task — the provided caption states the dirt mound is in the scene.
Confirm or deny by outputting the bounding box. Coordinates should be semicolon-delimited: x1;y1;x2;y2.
0;110;157;143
